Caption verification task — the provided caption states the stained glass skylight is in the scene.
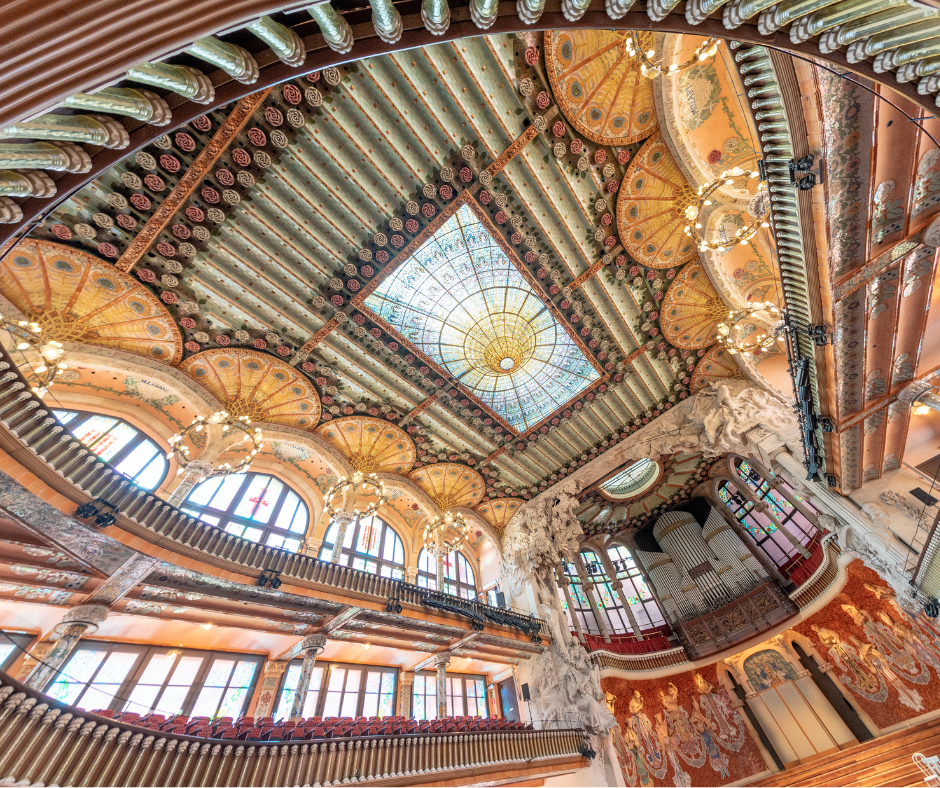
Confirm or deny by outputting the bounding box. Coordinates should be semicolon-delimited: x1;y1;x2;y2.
600;458;660;499
364;202;599;432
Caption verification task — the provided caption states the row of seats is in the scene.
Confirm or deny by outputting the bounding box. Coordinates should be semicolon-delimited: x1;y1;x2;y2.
90;711;533;741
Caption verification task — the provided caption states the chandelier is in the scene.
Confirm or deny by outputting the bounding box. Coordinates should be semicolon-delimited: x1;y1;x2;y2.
2;319;69;396
683;167;769;252
324;470;387;521
626;33;719;78
168;410;263;481
716;301;784;356
422;509;471;557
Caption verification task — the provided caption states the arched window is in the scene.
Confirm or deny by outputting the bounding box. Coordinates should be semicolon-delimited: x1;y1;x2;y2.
53;409;167;491
606;544;666;631
559;558;602;635
319;514;405;579
417;548;477;599
182;472;309;552
580;549;629;634
718;459;819;569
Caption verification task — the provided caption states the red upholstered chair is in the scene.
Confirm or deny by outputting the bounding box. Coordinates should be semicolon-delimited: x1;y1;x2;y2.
238;727;262;740
92;709;116;718
255;717;275;728
219;728;240;739
235;716;254;727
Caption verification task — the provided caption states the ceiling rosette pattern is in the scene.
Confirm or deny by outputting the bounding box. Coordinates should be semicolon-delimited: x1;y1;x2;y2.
690;344;745;392
659;260;724;350
410;462;486;512
316;416;415;475
476;497;525;536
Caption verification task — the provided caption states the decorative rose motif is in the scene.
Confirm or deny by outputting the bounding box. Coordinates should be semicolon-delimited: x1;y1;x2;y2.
175;132;196;152
439;184;453;200
511;232;522;244
144;174;165;192
708;149;722;164
369;327;381;339
653;290;663;300
247;128;267;146
649;326;659;336
161;291;178;304
283;84;303;105
606;180;619;194
604;235;616;248
192;116;212;132
264;107;284;126
594;149;606;165
494;211;507;224
115;214;136;230
330;295;344;307
137;269;156;284
580;327;590;337
525;46;539;65
404;354;415;364
201;187;220;204
648;310;659;321
185;206;205;223
184;341;200;352
479;190;492;204
274;345;289;357
459;167;473;183
216;169;235;186
390;234;404;247
618;150;630;165
171;224;191;240
306;71;321;82
96;242;118;257
601;213;612;226
405;219;418;233
347;279;360;291
232;148;251;167
421;203;435;218
387;341;399;352
552;121;566;138
570;139;583;155
536;91;550;109
160;155;180;173
156;242;176;257
376;250;389;263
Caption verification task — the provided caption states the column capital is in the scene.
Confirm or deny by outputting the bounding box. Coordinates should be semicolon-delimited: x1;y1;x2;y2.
263;659;289;678
55;603;109;636
300;634;328;654
400;670;416;687
898;379;934;404
433;652;451;669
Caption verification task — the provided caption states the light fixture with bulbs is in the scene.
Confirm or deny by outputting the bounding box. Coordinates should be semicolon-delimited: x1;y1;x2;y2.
168;410;263;481
913;402;932;416
324;470;387;521
2;319;70;396
626;33;720;79
716;301;784;357
683;167;770;253
422;509;471;557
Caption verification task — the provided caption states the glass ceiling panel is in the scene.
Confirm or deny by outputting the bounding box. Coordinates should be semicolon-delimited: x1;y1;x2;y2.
365;203;599;432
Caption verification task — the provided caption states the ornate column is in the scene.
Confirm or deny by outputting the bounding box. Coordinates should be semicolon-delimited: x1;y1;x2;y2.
555;565;585;641
433;652;450;719
331;512;356;564
596;551;644;639
24;604;109;691
167;460;215;506
400;671;415;718
253;660;288;718
290;634;328;720
14;640;54;682
573;553;610;639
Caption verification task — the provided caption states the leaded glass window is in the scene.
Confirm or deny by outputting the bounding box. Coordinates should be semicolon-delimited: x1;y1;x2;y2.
606;545;666;631
274;662;396;720
319;514;405;578
182;472;309;552
364;202;600;432
417;548;477;599
414;671;488;719
412;673;438;720
52;409;167;490
0;632;31;673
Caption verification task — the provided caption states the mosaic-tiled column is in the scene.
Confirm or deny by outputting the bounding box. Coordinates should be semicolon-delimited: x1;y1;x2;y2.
24;604;109;691
331;512;356;564
400;671;415;718
290;634;328;720
436;556;445;590
253;660;288;718
433;652;450;719
14;640;54;682
167;460;214;506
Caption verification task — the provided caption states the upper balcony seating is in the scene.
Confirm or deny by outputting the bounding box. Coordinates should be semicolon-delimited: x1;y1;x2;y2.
91;712;533;741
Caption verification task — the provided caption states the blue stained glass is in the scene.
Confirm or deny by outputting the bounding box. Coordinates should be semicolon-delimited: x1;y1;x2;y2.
365;203;599;432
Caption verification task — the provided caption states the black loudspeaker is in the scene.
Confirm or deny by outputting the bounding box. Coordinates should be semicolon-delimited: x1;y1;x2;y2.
521;683;530;702
495;591;505;609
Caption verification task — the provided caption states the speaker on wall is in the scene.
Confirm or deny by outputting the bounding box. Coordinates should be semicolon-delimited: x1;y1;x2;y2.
521;683;530;702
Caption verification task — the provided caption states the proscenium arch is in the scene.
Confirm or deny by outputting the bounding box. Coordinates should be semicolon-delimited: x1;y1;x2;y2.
4;10;938;244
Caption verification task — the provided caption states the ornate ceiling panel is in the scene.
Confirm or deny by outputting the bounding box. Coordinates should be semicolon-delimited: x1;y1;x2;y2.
660;260;723;350
179;348;321;429
544;30;657;146
689;344;744;392
316;416;415;475
617;132;697;270
0;239;182;365
410;462;485;511
476;497;525;535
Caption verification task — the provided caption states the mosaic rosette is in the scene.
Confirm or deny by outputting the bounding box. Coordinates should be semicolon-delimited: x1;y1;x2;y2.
475;497;525;536
316;416;415;475
545;30;657;145
0;239;182;365
410;462;485;512
180;348;321;429
660;260;724;350
690;344;744;392
617;131;698;269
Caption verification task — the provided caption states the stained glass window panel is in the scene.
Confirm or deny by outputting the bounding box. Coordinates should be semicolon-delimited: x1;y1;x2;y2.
365;203;599;432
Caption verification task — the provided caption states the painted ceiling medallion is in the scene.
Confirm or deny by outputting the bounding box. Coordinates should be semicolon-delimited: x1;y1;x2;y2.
410;462;485;513
617;131;698;269
545;30;658;145
0;239;182;365
316;416;415;475
690;344;745;392
660;260;725;350
476;497;525;536
362;200;600;433
180;348;321;430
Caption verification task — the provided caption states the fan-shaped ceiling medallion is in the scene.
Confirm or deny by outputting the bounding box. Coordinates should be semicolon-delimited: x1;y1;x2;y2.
545;30;657;145
660;260;725;350
476;498;525;536
617;131;698;270
690;344;745;392
316;416;415;475
0;239;182;365
180;348;321;429
410;462;485;512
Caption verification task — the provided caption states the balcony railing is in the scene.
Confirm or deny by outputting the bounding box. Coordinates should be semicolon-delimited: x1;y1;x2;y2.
0;345;546;639
0;671;587;787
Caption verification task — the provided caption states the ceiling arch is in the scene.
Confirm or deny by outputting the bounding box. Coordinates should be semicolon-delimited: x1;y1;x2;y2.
617;131;698;270
0;238;182;365
476;497;526;538
179;348;321;430
689;344;745;392
544;29;657;146
409;462;486;512
659;260;724;350
316;415;415;475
